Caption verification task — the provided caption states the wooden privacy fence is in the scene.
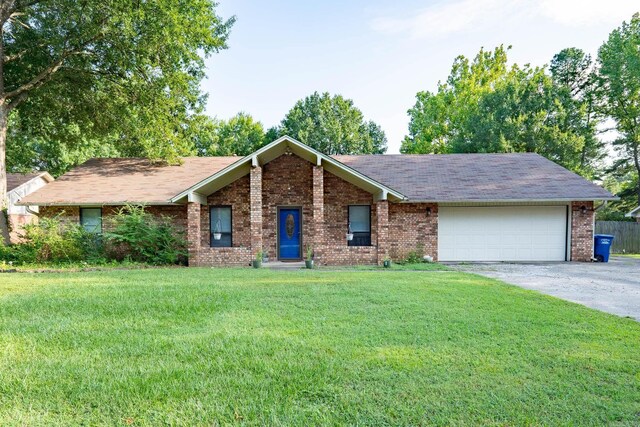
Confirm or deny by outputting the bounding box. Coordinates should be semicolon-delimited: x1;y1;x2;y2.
595;221;640;254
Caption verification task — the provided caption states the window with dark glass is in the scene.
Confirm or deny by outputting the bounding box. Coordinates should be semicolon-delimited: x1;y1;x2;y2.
348;205;371;246
80;208;102;233
210;206;232;247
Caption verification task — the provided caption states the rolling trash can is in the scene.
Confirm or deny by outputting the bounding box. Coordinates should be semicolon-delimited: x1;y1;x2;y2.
593;234;614;262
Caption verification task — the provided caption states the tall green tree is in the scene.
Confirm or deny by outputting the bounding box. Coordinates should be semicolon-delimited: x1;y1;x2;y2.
550;48;604;176
278;92;387;154
597;13;640;206
401;46;598;175
197;112;267;156
402;46;510;154
0;0;234;204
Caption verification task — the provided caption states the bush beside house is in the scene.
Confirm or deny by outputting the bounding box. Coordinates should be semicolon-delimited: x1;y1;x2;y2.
0;205;186;267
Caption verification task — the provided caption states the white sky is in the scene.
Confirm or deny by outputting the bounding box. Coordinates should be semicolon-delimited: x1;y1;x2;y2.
203;0;638;153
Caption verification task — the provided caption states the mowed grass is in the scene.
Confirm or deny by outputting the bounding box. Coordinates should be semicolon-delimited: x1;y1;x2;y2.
1;269;639;426
615;253;640;259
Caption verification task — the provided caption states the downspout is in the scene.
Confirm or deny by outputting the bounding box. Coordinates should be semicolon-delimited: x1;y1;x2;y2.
594;201;607;212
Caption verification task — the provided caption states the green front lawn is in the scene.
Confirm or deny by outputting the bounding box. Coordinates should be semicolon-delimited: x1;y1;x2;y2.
1;269;638;425
615;253;640;259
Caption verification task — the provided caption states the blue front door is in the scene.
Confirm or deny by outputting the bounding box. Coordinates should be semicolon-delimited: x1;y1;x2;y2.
279;208;301;260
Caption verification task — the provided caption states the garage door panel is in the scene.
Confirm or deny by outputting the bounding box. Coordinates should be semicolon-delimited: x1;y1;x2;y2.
438;206;567;262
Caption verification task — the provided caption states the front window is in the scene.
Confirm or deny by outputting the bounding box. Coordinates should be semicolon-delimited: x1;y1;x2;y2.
210;206;232;247
348;205;371;246
80;208;102;233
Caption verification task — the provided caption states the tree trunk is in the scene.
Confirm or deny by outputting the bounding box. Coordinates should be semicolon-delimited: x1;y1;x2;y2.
634;142;640;207
0;104;9;244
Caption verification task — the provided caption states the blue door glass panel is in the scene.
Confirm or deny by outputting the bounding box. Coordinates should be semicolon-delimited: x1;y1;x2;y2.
279;208;300;259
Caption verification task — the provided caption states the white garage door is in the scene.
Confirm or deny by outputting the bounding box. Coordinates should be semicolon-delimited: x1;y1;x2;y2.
438;206;568;261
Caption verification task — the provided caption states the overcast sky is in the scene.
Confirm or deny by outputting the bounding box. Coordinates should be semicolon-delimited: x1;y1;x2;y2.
202;0;639;154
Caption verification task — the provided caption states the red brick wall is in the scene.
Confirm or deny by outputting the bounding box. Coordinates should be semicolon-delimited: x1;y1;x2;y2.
195;175;253;266
388;203;438;262
376;200;388;264
312;165;324;258
321;169;378;265
186;202;201;266
201;175;251;248
40;205;187;233
571;201;594;262
261;154;314;260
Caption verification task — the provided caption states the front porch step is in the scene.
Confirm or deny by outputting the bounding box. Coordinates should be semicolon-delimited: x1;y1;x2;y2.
262;261;305;270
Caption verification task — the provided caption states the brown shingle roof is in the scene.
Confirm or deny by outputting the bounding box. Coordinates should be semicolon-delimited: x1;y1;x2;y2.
19;157;239;205
20;152;615;205
333;153;615;201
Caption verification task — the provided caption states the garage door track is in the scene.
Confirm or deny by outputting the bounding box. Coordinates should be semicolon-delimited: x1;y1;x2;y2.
452;256;640;320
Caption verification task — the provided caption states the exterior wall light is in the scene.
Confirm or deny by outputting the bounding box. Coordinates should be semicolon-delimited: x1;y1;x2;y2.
426;207;432;217
580;205;587;215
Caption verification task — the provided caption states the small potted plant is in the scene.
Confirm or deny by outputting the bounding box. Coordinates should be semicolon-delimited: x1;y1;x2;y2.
346;222;353;241
383;256;391;268
212;217;222;241
252;250;263;268
305;245;314;269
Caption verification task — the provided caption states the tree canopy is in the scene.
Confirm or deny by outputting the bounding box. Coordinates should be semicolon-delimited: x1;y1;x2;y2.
401;46;601;176
1;0;234;187
597;12;640;208
275;92;387;154
196;112;267;157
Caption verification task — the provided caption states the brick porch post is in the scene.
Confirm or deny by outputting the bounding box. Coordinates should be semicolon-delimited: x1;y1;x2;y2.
312;165;324;261
376;200;389;265
186;202;201;266
250;165;263;256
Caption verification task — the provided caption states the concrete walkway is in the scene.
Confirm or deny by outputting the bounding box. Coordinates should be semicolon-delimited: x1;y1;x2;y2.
451;256;640;321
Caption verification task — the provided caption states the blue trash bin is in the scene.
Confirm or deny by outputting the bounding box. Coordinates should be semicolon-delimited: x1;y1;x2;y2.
593;234;614;262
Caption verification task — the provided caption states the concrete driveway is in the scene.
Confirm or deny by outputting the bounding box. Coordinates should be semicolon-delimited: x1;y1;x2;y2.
451;256;640;320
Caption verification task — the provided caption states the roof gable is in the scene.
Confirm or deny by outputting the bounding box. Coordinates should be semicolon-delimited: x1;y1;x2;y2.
170;136;406;203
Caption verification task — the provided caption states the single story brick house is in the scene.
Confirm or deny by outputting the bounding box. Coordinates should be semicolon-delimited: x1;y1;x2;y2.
18;136;616;265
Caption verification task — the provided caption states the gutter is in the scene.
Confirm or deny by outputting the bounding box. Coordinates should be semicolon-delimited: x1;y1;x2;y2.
405;197;620;204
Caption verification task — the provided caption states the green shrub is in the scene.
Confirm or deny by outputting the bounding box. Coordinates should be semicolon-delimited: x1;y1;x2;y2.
398;244;425;265
105;205;187;265
0;216;105;264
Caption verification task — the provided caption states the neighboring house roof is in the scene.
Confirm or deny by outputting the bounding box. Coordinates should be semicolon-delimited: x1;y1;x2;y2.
18;157;239;206
8;172;53;193
18;137;617;206
626;206;640;218
334;153;617;202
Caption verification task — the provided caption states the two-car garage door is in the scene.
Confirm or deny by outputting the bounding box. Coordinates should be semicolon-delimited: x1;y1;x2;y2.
438;206;568;261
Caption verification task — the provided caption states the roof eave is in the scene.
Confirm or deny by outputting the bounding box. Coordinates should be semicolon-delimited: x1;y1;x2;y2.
15;201;179;207
403;196;620;204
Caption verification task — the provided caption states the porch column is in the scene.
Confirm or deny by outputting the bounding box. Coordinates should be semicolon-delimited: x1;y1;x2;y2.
186;202;201;267
376;200;389;265
312;165;324;260
250;165;263;256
